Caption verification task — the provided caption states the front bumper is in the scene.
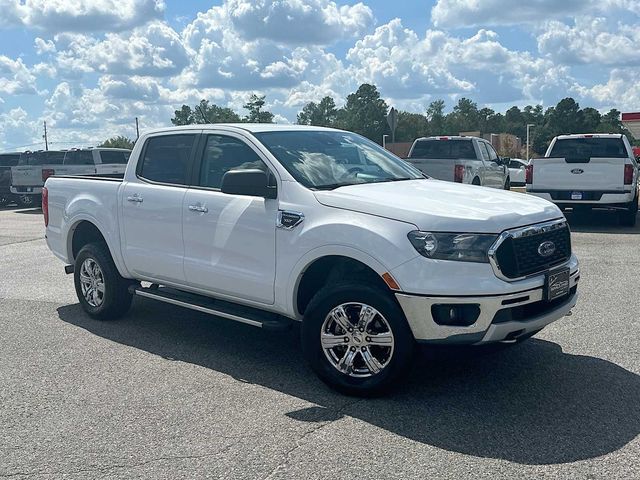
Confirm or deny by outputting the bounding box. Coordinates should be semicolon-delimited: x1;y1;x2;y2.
395;267;579;345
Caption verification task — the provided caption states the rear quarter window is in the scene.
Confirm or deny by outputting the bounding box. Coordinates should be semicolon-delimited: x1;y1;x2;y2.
410;140;476;160
550;138;628;159
64;151;94;165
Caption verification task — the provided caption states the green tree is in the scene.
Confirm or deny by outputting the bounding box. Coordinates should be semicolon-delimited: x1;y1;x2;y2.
504;106;525;139
336;84;389;142
395;111;428;142
171;101;241;125
171;105;195;125
243;94;274;123
100;136;135;149
297;96;338;127
447;98;480;133
580;107;602;133
426;99;446;135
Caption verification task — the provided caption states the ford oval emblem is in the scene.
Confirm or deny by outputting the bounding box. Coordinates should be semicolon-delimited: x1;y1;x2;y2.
571;168;584;174
538;241;556;257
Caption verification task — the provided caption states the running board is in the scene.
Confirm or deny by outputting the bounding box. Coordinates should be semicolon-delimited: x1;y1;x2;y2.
130;285;292;331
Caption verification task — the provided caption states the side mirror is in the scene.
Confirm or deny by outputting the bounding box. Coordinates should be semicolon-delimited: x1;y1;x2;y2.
221;169;277;199
500;157;510;165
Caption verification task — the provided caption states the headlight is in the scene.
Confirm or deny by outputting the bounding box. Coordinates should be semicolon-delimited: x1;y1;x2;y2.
407;231;498;263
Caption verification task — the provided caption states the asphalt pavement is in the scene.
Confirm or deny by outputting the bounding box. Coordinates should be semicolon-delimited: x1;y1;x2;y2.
0;204;638;479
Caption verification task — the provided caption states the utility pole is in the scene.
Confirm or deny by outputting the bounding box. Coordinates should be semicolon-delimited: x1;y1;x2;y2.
43;121;49;151
526;123;535;161
135;117;140;140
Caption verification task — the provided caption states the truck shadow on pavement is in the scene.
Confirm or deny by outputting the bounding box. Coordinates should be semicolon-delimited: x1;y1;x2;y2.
57;299;639;466
565;209;640;234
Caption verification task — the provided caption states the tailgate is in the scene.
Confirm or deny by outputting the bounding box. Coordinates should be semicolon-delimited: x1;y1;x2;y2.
532;158;625;191
10;166;43;187
405;158;455;182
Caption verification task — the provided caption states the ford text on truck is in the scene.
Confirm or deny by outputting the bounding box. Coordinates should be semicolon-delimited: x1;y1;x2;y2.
526;134;639;226
406;136;510;189
43;125;579;394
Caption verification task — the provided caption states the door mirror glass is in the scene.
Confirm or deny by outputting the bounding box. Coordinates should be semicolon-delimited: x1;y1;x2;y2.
221;169;276;198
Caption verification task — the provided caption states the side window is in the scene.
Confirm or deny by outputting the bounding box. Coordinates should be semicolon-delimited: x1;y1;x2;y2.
509;160;522;169
486;143;499;161
138;134;195;185
100;151;131;164
198;135;267;189
478;142;490;161
64;151;94;165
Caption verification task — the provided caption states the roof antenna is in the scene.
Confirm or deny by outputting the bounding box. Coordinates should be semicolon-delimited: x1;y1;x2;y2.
196;105;211;124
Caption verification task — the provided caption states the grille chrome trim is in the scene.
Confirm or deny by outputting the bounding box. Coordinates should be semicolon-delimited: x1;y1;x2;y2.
488;218;570;282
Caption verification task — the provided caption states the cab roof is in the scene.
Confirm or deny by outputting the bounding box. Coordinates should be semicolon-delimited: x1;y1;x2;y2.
141;123;342;136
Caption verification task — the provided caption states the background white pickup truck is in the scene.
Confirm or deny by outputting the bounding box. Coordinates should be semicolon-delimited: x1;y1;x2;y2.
10;148;130;207
405;136;510;189
526;134;639;226
43;124;579;395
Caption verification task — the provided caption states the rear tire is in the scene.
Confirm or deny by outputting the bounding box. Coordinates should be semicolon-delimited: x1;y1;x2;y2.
472;177;481;186
74;242;133;320
620;197;638;227
504;178;511;190
302;283;415;396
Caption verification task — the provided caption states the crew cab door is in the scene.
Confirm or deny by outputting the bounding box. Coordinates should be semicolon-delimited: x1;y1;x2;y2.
120;133;198;283
182;133;277;304
479;142;504;188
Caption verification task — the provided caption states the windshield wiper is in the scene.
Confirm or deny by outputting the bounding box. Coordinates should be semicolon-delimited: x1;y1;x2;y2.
312;182;358;191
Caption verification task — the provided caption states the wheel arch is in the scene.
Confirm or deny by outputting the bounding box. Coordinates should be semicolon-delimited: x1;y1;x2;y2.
66;218;129;277
291;249;399;318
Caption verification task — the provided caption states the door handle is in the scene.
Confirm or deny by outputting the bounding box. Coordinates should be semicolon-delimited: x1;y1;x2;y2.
127;194;143;203
188;204;208;213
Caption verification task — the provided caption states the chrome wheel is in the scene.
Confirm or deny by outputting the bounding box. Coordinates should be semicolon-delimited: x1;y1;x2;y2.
321;303;394;378
79;258;105;307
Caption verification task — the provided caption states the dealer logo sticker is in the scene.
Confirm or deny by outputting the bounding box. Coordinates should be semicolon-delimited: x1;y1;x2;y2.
538;240;556;257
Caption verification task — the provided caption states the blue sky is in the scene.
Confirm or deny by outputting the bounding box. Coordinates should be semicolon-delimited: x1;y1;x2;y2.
0;0;639;151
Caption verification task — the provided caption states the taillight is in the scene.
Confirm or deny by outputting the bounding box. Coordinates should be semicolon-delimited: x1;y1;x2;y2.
525;164;533;184
454;164;464;183
42;168;55;182
624;164;634;185
42;187;49;227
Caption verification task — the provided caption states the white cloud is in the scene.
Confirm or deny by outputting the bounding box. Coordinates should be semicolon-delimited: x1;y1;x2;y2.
4;0;164;32
0;107;41;151
538;17;640;66
52;21;189;77
572;68;640;111
345;20;570;104
226;0;373;44
0;56;38;95
431;0;640;28
34;37;56;54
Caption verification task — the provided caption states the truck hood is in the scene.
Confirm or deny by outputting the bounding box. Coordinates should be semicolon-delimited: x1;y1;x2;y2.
314;179;562;233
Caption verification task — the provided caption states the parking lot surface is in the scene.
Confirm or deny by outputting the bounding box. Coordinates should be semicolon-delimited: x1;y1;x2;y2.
1;205;638;479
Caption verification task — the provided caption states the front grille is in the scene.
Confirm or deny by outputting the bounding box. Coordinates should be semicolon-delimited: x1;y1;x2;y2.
494;222;571;279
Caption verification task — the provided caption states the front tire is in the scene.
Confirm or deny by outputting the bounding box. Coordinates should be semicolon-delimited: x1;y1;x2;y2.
74;242;133;320
302;283;415;396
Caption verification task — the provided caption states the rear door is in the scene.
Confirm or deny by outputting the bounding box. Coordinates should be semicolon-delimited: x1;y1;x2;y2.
533;137;628;191
120;133;198;283
483;142;505;188
56;150;97;176
182;132;277;304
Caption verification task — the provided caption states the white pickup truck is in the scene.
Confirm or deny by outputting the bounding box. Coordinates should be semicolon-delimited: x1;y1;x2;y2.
405;136;510;189
526;134;639;226
43;124;579;395
10;148;130;207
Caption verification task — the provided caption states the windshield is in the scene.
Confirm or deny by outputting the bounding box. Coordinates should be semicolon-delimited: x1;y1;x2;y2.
409;139;476;160
549;138;628;159
253;130;423;189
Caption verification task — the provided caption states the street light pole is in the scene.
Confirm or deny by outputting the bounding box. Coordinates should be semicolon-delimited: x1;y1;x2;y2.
526;123;535;161
383;134;390;149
